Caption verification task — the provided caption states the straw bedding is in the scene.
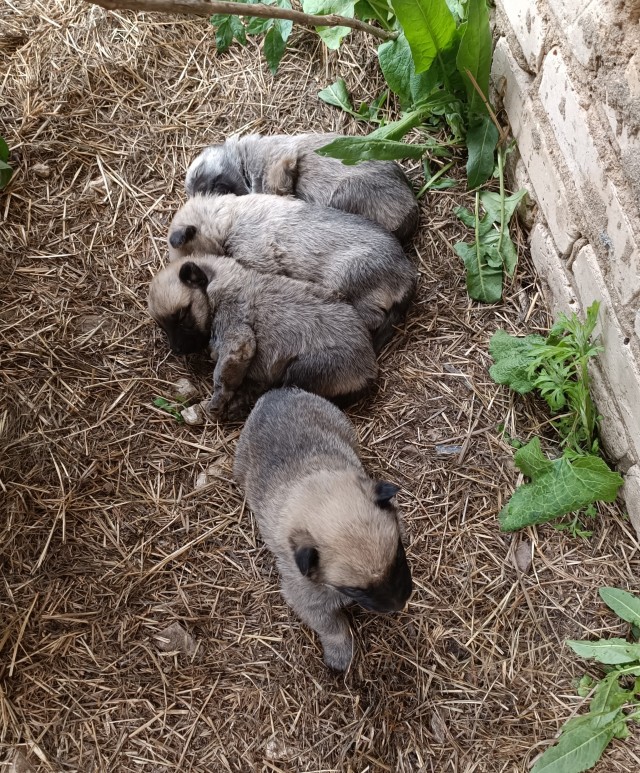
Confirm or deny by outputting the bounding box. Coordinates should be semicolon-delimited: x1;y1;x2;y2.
1;2;639;771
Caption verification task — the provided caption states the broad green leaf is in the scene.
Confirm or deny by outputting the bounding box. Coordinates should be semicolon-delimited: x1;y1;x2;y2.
489;330;544;394
246;15;273;35
302;0;354;49
318;79;354;112
577;674;596;697
499;439;624;532
466;114;499;189
0;158;12;190
500;234;519;277
355;0;394;26
263;20;292;74
210;14;247;52
445;0;464;20
480;189;528;225
590;672;634;722
0;136;9;162
378;33;414;107
531;709;622;773
456;0;492;116
428;177;457;190
454;240;503;303
368;110;427;141
454;205;476;229
566;638;640;665
378;32;439;108
599;588;640;627
316;136;430;163
390;0;457;74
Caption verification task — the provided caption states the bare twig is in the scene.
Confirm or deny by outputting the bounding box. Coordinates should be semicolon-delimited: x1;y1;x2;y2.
85;0;398;41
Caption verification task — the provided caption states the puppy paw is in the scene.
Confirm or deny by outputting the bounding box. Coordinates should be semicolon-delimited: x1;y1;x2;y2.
322;638;353;672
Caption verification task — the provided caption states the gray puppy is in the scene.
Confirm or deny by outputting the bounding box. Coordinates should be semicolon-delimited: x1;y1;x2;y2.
184;133;419;245
234;387;413;671
168;194;417;352
148;256;378;418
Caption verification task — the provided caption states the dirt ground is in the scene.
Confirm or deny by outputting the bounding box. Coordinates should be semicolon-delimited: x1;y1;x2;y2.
1;2;640;772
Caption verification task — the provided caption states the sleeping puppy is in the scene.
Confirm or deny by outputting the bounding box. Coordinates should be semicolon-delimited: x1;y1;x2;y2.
184;133;420;245
234;387;413;671
167;194;417;352
147;256;378;418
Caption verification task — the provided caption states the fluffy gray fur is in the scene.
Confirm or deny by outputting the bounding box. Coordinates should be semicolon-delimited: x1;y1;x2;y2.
234;388;413;670
170;256;378;419
184;133;419;244
168;194;417;352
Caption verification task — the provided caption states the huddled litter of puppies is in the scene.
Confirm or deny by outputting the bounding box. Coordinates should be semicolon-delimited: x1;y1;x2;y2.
148;133;420;671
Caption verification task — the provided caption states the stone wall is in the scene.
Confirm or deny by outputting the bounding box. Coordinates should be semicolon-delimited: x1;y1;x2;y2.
491;0;640;538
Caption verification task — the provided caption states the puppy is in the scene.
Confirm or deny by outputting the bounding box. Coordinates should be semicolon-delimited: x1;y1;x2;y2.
167;194;417;352
234;387;413;671
148;256;378;418
184;133;420;245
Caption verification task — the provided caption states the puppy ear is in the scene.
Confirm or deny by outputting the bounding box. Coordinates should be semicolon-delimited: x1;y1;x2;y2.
374;481;400;509
169;224;197;249
178;261;209;290
289;530;320;578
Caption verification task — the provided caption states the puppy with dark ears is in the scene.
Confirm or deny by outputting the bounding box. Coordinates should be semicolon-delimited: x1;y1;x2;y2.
234;388;413;670
167;194;417;353
148;256;378;418
185;133;419;245
147;258;214;355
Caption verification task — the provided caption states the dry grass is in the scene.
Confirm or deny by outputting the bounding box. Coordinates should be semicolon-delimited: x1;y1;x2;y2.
1;2;639;771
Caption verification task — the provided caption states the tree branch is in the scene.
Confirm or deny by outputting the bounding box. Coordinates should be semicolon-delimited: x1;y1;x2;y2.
85;0;398;42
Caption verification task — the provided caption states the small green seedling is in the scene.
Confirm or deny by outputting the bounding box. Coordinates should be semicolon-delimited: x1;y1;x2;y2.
532;587;640;773
153;396;185;423
0;137;13;189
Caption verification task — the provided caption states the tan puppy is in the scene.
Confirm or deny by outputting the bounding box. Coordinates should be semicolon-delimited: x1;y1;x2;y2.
184;133;419;245
234;387;413;670
148;256;378;418
167;194;417;352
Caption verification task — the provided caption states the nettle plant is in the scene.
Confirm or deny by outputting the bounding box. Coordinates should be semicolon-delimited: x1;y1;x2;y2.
489;302;624;536
209;0;524;303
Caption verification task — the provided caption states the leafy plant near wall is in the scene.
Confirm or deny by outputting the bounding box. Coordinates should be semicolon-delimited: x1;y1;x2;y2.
207;0;525;301
531;587;640;773
489;302;624;534
0;137;12;189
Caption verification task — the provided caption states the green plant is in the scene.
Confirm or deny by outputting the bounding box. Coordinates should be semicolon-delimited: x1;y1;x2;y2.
208;1;497;185
489;302;624;532
532;587;640;773
453;144;526;302
204;1;519;303
153;396;185;422
0;137;12;189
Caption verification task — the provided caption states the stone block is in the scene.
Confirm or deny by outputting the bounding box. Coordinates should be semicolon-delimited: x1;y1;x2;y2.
495;0;547;72
621;464;640;541
547;0;613;68
492;40;581;256
529;223;579;315
540;49;640;303
588;364;630;465
572;244;640;462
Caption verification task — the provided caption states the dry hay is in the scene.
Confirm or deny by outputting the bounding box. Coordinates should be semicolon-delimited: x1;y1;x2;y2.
1;2;640;771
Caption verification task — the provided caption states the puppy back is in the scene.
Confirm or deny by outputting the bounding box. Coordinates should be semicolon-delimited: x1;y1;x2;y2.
234;388;360;512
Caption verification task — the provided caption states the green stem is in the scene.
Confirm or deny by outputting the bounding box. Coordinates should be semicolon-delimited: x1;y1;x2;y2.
416;160;454;198
497;145;506;259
